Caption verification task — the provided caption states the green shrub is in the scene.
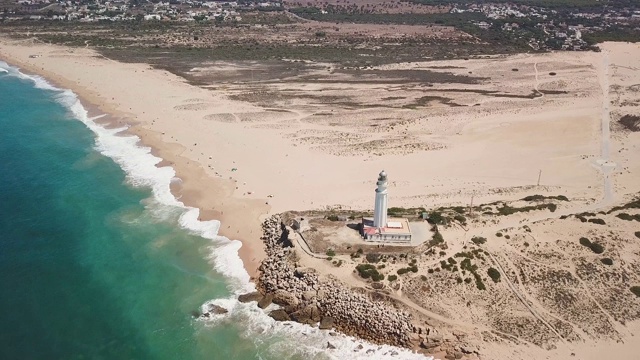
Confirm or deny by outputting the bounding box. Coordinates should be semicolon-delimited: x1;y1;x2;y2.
410;265;419;273
397;268;409;275
427;268;434;274
366;253;381;263
427;211;446;225
456;277;463;284
631;286;640;297
420;275;427;281
487;268;501;283
579;237;592;247
464;278;472;284
617;213;640;222
388;275;398;282
454;214;467;224
327;215;339;221
326;249;336;257
357;248;363;254
601;258;613;265
590;242;605;254
471;236;487;245
327;256;333;261
588;218;606;225
356;264;382;280
439;251;447;256
430;231;444;246
377;264;386;269
635;231;640;239
524;242;530;247
448;257;457;265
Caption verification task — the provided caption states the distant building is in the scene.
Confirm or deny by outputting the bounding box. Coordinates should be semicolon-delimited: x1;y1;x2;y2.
361;171;412;243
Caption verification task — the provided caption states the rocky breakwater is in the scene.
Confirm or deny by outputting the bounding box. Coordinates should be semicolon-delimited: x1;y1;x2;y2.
239;215;413;347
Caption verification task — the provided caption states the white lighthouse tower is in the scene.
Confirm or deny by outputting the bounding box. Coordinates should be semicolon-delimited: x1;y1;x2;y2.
373;170;389;228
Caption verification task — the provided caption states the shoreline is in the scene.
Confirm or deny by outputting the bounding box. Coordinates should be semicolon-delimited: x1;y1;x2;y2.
0;39;268;279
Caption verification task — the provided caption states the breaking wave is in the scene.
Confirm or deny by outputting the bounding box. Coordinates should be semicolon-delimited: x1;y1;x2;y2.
0;60;431;360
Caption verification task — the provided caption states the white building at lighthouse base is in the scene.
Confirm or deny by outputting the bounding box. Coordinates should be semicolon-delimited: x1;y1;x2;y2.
361;217;412;243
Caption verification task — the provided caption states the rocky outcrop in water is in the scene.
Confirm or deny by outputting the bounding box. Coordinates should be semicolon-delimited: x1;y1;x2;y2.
240;214;413;347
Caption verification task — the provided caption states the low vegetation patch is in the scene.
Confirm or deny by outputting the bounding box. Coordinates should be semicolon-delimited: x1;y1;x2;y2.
588;218;606;225
631;286;640;298
619;114;640;132
601;258;614;266
397;265;419;275
387;274;398;282
471;236;487;245
497;203;557;216
366;253;381;263
635;231;640;239
429;231;445;247
608;197;640;214
487;267;501;283
356;264;384;281
579;237;605;254
522;194;569;202
617;213;640;222
460;258;485;290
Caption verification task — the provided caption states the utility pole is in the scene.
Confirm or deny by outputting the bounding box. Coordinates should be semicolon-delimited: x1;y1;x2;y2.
468;192;475;215
537;169;542;186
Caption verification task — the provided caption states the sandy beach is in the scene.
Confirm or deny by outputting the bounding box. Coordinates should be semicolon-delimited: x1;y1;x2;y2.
1;38;638;276
0;40;272;277
2;36;640;359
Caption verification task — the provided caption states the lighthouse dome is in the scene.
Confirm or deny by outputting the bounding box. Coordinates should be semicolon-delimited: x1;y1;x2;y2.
378;170;387;180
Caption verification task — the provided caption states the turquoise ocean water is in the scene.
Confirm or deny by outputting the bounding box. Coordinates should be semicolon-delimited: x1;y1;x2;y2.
0;63;427;360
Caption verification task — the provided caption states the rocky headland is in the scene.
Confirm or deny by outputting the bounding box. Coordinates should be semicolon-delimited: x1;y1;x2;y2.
246;215;415;347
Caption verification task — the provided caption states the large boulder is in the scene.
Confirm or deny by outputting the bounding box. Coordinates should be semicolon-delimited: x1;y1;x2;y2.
238;292;262;303
268;309;291;322
290;305;321;325
319;316;335;330
272;289;300;307
302;290;317;301
208;304;228;315
258;293;274;309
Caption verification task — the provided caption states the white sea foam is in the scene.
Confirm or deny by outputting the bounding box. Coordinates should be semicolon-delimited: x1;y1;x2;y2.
1;61;432;360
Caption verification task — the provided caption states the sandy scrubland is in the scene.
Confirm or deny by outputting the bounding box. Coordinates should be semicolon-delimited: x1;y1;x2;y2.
1;36;639;359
